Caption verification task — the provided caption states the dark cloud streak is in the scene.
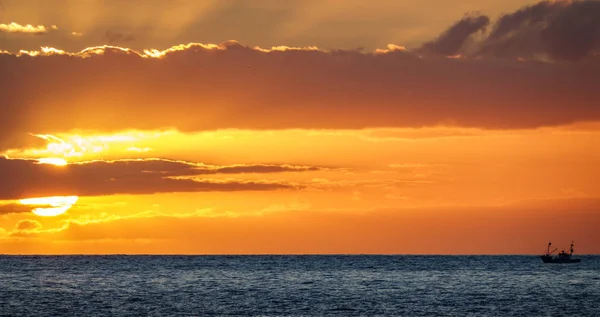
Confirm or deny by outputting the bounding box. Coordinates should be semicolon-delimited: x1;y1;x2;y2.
0;158;311;199
0;202;33;215
419;14;490;56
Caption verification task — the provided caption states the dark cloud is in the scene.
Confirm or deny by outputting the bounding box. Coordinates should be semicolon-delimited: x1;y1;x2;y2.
482;0;600;61
419;13;490;56
0;157;308;199
14;219;41;230
0;202;32;215
425;0;600;61
0;40;597;152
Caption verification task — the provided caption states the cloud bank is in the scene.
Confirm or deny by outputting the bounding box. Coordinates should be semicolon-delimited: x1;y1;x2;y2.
0;0;598;152
0;157;314;199
0;43;597;142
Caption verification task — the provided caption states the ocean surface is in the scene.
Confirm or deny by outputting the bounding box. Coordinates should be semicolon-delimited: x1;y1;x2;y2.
0;255;599;316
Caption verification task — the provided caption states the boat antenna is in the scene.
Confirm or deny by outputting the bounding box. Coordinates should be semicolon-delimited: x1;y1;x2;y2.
570;241;574;255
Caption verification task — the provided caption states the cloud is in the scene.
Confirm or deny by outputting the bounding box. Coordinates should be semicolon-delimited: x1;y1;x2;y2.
8;219;68;238
419;13;490;56
0;202;33;215
0;157;312;199
14;219;41;231
0;22;56;34
425;0;600;61
0;40;597;151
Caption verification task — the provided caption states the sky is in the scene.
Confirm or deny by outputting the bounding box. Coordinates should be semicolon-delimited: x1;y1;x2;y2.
1;0;599;254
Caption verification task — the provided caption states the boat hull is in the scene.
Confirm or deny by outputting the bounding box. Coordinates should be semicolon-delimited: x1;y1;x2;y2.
540;255;581;263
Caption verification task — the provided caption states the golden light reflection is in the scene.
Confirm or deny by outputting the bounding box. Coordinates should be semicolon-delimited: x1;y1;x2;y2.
5;132;160;161
19;196;79;217
0;22;55;34
33;133;113;157
8;42;326;59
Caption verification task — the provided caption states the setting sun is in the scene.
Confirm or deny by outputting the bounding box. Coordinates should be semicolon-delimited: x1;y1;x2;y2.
37;157;68;166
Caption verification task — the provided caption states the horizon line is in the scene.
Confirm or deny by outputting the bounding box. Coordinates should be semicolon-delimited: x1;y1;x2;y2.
0;253;597;256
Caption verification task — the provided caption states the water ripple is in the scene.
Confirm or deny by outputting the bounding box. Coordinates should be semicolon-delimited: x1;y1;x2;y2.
0;255;598;316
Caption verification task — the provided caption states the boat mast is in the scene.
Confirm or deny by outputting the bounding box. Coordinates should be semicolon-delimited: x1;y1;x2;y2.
570;241;574;255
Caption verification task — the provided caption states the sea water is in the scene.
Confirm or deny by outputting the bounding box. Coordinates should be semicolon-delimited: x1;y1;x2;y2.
0;255;599;316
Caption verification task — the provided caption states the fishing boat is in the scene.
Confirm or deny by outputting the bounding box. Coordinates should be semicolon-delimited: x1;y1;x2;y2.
540;241;581;263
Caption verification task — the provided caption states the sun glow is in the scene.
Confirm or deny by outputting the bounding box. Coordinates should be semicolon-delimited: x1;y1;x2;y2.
19;196;79;216
2;132;164;161
37;158;68;166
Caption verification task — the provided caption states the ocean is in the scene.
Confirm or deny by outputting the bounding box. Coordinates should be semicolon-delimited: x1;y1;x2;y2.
0;255;598;316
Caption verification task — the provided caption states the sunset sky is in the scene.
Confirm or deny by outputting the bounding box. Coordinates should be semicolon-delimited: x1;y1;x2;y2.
1;0;599;254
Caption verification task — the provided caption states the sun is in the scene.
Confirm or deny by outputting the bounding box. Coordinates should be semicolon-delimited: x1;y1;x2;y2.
19;196;79;216
37;157;68;166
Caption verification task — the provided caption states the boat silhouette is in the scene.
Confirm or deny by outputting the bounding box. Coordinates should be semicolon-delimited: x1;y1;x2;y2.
540;241;581;263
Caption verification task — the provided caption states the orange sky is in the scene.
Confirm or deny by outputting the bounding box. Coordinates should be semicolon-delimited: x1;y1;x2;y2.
1;0;599;254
